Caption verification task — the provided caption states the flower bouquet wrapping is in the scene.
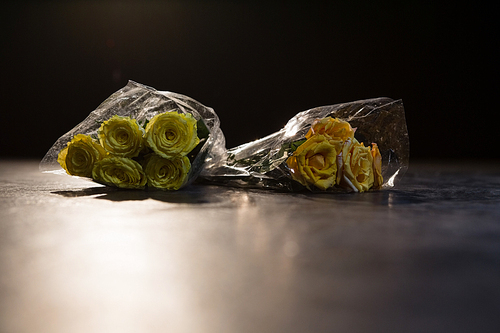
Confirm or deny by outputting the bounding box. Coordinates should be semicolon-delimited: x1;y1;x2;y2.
200;98;409;192
40;81;225;190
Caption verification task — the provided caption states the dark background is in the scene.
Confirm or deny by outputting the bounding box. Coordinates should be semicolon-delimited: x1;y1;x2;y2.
1;0;497;160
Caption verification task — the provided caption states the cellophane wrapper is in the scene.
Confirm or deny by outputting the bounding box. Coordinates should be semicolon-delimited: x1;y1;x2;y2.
199;97;409;192
40;81;226;189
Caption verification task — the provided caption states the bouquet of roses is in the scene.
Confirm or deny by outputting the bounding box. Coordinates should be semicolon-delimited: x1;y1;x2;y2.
200;98;409;192
40;81;225;190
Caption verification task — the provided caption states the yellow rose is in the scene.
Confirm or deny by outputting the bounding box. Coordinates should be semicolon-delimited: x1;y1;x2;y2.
143;154;191;190
144;111;199;159
339;138;374;192
92;156;147;189
286;134;338;190
58;134;106;177
306;117;355;142
371;143;383;188
98;115;144;157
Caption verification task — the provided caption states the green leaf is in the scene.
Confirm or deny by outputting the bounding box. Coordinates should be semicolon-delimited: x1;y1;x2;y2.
196;119;210;140
185;119;211;163
290;139;306;153
139;118;150;129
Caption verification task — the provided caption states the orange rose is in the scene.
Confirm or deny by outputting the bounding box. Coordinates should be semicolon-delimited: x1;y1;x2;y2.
306;117;355;142
286;134;338;190
338;138;374;192
371;143;383;188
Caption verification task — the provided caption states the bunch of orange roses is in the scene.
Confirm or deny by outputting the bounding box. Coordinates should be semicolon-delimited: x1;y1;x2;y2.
201;97;408;192
286;117;383;192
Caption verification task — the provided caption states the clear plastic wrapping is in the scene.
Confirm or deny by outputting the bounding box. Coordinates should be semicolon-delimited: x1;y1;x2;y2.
199;98;409;192
40;81;226;190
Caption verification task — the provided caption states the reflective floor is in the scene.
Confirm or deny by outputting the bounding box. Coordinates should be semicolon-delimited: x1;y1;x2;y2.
1;160;499;333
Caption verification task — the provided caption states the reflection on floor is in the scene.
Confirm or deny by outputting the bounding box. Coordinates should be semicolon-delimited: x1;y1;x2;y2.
1;160;499;333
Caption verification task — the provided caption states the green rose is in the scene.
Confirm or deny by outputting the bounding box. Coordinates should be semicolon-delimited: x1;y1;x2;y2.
92;156;147;189
145;111;199;158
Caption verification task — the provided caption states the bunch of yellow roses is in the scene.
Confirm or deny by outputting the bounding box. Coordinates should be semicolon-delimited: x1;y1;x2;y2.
57;111;200;190
286;117;383;192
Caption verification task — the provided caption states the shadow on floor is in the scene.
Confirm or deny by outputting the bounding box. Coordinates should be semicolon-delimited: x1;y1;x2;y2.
52;185;231;204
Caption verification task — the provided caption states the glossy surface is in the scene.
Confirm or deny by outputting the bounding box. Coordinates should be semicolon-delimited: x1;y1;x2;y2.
1;160;500;332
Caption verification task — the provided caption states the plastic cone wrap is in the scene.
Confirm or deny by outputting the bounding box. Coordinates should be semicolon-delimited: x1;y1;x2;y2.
40;81;225;190
200;98;409;192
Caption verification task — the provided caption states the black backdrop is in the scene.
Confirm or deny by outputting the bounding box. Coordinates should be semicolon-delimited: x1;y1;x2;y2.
1;1;497;160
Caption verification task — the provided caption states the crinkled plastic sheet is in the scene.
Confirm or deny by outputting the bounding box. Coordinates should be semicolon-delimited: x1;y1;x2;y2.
40;81;226;187
199;98;409;192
